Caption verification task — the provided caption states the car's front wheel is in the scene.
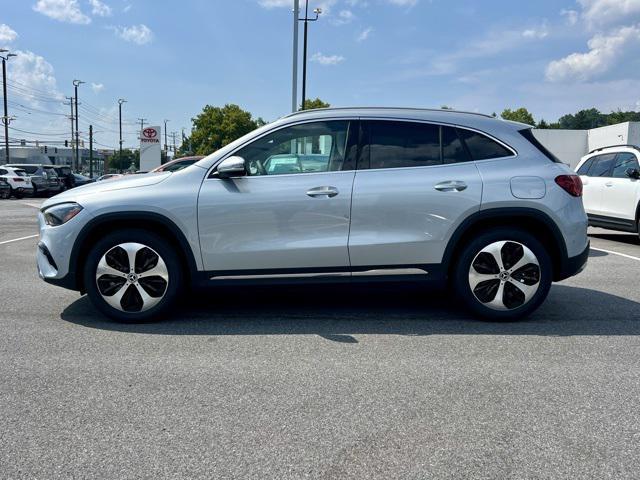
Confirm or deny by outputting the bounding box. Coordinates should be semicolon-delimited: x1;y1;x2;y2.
83;230;183;322
453;228;552;321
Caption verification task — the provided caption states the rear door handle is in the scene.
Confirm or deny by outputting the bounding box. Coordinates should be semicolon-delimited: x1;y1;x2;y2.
605;182;613;187
306;186;339;198
434;180;467;192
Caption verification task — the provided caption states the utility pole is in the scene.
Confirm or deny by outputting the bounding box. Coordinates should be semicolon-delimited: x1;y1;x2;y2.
73;80;84;171
118;98;127;171
299;3;322;110
292;0;300;113
171;131;177;155
163;119;169;155
138;117;147;131
1;50;16;164
89;124;93;179
65;96;75;166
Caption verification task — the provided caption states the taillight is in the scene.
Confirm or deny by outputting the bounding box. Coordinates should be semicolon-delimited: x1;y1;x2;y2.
555;175;583;197
13;177;24;182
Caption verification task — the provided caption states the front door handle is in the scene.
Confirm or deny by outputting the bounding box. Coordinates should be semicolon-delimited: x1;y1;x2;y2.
306;186;339;198
434;180;468;192
605;181;613;187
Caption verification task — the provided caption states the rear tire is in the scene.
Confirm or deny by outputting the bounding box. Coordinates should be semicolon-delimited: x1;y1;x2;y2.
11;188;24;199
83;229;183;323
453;228;552;321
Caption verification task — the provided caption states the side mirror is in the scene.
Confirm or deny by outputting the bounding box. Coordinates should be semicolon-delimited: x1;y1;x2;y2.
625;168;640;180
216;156;247;178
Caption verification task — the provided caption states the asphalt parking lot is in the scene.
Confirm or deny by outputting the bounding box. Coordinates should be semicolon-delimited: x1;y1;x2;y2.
1;198;639;479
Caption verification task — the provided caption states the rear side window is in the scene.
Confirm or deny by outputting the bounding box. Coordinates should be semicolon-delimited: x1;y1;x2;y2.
368;121;441;169
442;126;471;163
457;128;513;160
19;166;38;174
518;128;562;163
577;158;594;176
589;154;616;177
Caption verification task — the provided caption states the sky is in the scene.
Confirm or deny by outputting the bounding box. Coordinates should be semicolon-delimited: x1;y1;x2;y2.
1;0;640;150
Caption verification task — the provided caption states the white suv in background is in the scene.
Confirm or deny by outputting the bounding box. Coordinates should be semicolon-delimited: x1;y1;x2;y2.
576;145;640;237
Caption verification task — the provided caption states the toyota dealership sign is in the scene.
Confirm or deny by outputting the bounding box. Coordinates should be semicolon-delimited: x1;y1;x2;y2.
140;126;161;171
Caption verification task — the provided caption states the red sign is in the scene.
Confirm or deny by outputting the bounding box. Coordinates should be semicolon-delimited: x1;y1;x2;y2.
143;128;157;139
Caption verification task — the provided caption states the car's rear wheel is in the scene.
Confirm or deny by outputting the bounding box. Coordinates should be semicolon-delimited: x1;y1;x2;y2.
11;187;24;199
453;228;552;321
83;230;183;322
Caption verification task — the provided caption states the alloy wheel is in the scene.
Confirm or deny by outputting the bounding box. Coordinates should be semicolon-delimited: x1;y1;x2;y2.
95;242;169;313
468;240;541;311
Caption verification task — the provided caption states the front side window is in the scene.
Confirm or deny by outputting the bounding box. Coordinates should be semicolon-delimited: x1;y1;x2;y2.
611;153;640;178
588;153;616;177
235;121;350;176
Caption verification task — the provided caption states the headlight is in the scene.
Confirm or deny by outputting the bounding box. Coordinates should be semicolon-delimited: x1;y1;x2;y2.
43;202;83;226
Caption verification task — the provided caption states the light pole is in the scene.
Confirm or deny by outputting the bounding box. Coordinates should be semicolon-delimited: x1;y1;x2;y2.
118;98;127;172
73;80;84;171
163;119;169;156
299;3;322;110
291;0;300;113
1;50;17;164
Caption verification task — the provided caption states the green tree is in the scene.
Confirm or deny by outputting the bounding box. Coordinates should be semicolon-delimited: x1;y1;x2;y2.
186;104;262;156
301;98;330;110
106;149;139;172
501;107;535;126
558;108;605;129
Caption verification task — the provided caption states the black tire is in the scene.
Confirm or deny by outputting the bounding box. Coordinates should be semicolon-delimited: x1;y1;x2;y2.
32;184;38;197
11;188;24;199
83;229;183;323
453;228;552;321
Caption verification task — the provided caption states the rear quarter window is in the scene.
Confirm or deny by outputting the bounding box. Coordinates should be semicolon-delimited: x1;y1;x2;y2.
457;128;513;160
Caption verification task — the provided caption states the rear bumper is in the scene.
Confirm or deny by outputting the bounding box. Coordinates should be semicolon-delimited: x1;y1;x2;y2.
556;241;589;281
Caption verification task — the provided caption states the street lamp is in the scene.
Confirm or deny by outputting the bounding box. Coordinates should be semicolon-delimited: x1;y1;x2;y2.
73;79;85;171
0;50;17;164
299;3;322;110
118;98;127;172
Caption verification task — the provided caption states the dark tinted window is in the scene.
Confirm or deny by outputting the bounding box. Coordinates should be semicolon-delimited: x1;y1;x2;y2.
18;166;38;174
576;158;594;176
368;121;440;169
519;129;561;163
0;169;6;175
457;128;513;160
589;154;616;177
611;153;640;178
442;126;471;163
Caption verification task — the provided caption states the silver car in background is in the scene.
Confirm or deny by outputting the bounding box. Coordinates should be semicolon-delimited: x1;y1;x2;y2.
37;107;589;322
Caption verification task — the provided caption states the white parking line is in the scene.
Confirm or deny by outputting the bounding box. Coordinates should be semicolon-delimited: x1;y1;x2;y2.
0;234;39;245
19;201;43;209
591;247;640;262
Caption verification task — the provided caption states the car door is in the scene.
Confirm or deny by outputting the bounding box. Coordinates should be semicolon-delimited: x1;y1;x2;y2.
348;120;484;269
198;120;357;274
600;152;640;222
579;153;616;216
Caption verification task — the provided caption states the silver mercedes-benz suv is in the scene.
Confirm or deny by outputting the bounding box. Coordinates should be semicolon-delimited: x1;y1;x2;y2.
37;108;589;322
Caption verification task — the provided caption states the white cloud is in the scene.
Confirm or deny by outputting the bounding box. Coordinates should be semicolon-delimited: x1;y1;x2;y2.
357;26;373;42
311;52;345;65
123;4;132;12
91;82;104;93
578;0;640;27
33;0;91;24
386;0;418;6
561;9;579;26
522;21;549;39
332;9;354;25
0;24;18;43
111;24;153;45
10;50;63;106
546;24;640;82
89;0;112;17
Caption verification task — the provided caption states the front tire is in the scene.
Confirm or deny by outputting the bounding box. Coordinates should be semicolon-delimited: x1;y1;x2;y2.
453;228;552;321
83;229;183;322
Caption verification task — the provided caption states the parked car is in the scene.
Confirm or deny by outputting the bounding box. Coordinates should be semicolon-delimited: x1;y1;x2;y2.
52;165;76;190
37;107;589;323
150;156;205;173
6;164;48;196
96;174;124;181
43;166;64;195
576;145;640;238
0;166;34;198
73;173;94;187
0;178;11;199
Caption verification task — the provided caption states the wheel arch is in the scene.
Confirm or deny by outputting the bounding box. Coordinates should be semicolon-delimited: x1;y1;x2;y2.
442;208;569;282
71;212;198;292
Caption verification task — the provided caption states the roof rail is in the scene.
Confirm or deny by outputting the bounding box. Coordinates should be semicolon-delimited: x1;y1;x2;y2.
588;144;640;155
282;106;496;120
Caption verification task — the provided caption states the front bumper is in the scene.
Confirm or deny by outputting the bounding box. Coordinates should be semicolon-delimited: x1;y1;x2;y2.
556;240;589;281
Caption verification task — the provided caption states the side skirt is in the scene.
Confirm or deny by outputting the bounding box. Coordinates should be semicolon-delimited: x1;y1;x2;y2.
588;214;637;233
